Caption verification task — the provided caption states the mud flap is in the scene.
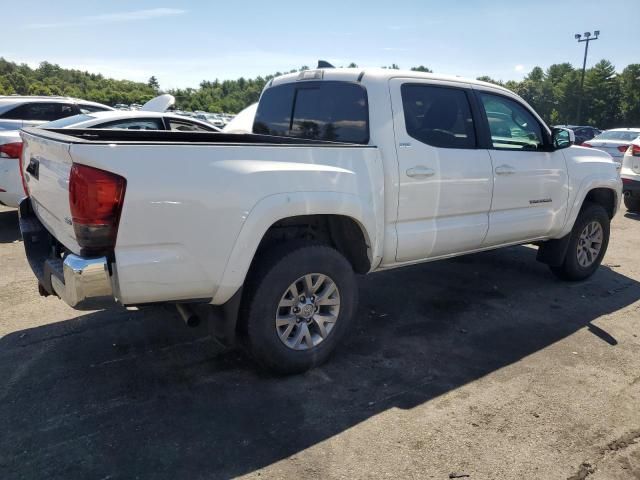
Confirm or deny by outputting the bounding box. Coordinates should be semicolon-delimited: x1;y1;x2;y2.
536;234;571;267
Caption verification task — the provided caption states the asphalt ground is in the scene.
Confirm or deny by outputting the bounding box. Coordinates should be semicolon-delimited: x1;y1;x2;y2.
1;204;639;479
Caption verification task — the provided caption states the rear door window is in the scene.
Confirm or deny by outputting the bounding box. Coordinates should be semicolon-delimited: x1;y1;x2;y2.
401;84;476;149
253;81;369;143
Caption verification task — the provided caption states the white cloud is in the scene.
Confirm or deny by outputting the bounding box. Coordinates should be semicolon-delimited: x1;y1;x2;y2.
514;64;525;72
27;8;186;29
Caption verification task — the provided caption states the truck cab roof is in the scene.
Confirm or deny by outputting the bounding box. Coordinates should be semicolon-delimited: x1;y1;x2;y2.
270;67;513;94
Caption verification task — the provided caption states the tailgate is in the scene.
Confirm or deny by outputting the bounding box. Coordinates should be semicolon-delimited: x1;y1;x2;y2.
20;129;80;254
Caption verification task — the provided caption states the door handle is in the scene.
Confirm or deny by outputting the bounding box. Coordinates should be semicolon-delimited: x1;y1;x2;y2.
495;164;516;175
406;166;435;178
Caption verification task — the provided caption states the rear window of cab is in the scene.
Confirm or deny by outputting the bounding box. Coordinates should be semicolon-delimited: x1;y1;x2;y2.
253;81;369;144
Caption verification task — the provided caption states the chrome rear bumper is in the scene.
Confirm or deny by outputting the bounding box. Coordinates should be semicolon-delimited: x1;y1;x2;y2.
50;255;113;307
19;198;116;309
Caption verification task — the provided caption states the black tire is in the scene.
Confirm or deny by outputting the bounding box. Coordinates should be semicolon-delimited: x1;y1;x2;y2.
550;202;610;281
624;195;640;213
240;243;358;374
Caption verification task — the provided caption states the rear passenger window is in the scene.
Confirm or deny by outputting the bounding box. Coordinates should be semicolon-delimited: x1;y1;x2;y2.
253;81;369;143
401;85;476;149
1;102;76;121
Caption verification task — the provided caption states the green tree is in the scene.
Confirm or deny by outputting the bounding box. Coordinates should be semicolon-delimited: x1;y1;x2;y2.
476;75;502;85
1;56;638;124
147;76;160;92
583;60;621;128
619;64;640;126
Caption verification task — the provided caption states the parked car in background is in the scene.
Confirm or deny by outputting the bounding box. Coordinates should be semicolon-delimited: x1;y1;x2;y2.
0;104;219;208
195;113;225;128
222;103;257;133
621;137;640;212
582;128;640;161
0;96;113;131
18;67;621;373
555;125;601;145
42;110;221;132
0;129;23;207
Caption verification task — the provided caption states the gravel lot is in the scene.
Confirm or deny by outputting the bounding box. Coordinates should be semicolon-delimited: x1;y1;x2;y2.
1;203;639;479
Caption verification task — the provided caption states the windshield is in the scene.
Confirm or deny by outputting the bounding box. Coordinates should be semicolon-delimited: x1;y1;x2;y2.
41;114;95;128
594;130;640;141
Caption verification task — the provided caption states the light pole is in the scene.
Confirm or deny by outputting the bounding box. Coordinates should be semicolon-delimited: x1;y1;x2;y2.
575;30;600;125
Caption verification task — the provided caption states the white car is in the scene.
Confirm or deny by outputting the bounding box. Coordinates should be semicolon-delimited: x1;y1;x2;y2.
0;96;114;206
0;109;220;207
222;103;257;133
0;130;24;207
0;96;113;131
43;110;222;132
583;128;640;161
621;137;640;212
18;67;621;373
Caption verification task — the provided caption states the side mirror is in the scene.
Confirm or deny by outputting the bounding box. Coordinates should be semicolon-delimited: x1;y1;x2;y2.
552;127;574;150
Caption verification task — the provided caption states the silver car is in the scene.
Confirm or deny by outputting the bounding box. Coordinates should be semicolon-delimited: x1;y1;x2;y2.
583;128;640;160
0;96;113;130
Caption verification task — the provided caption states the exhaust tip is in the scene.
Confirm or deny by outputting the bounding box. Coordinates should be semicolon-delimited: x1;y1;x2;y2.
175;303;201;327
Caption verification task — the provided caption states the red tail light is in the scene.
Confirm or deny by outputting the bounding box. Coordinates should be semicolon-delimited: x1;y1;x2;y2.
582;142;592;148
617;145;630;153
69;164;126;256
632;144;640;157
18;143;29;196
0;142;23;159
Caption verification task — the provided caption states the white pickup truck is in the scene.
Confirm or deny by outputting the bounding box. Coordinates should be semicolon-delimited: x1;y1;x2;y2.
18;68;622;373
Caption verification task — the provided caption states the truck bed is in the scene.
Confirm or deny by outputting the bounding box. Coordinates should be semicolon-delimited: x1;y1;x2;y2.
19;126;382;305
25;127;370;147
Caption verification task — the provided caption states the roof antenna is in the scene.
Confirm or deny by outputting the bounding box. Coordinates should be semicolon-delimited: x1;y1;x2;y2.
317;60;335;69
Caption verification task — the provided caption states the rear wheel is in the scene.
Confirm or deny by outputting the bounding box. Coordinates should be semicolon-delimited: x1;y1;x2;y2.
624;195;640;213
240;243;358;374
550;203;610;281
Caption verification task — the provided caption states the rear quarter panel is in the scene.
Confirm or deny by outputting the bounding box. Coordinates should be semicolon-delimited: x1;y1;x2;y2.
69;142;384;304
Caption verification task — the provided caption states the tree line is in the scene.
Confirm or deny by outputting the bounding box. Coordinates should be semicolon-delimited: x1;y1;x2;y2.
477;60;640;128
0;57;638;128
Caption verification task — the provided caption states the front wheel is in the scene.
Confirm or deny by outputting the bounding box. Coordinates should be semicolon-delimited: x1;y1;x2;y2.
549;203;610;281
240;243;358;374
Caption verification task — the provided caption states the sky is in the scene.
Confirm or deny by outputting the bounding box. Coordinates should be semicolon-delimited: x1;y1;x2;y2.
3;0;639;90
